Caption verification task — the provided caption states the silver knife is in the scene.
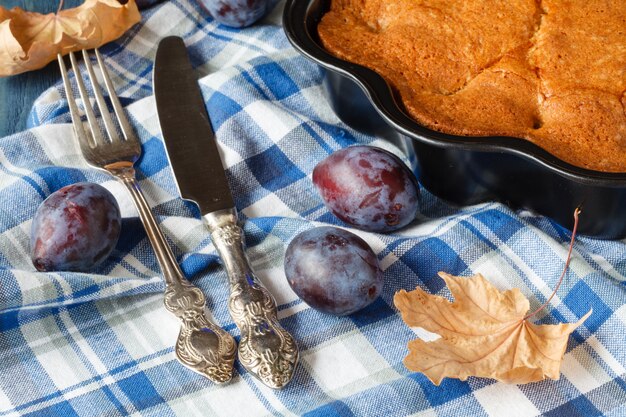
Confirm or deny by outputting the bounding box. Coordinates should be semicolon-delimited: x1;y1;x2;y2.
153;36;299;389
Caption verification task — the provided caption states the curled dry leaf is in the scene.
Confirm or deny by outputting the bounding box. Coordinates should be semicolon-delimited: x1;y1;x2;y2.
0;0;140;77
394;272;592;385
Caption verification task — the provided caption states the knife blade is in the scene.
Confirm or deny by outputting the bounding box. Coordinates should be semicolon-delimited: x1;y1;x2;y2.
153;36;232;214
154;36;299;389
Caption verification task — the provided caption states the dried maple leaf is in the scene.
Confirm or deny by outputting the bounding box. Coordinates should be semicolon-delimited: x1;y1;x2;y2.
394;272;592;385
0;0;140;77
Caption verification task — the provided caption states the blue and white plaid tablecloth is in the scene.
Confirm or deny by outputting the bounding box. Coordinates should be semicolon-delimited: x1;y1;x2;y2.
1;1;625;416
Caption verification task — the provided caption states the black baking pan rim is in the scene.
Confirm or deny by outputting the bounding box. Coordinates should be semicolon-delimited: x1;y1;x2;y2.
282;0;626;187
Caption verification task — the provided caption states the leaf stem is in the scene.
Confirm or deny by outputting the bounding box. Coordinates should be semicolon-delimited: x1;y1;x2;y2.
524;207;581;321
57;0;65;14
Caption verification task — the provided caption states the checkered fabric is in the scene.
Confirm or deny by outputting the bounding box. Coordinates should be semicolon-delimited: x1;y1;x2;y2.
1;1;625;416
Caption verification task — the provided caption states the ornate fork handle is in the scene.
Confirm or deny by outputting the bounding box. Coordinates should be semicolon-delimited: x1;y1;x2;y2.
111;164;236;383
205;209;299;389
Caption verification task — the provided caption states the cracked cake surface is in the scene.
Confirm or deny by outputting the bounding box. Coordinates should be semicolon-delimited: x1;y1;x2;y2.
318;0;626;172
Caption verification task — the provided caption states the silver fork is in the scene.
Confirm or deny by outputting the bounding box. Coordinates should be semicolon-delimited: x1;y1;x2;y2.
57;50;237;383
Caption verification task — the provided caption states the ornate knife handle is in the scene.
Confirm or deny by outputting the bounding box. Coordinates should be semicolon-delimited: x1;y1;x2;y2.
205;209;299;389
119;172;236;383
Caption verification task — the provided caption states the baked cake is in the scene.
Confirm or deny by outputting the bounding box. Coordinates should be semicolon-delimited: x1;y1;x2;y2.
318;0;626;172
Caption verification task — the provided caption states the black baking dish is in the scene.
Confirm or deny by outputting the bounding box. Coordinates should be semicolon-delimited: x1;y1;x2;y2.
283;0;626;239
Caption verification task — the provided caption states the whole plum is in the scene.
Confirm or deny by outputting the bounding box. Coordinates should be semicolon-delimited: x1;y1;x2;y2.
313;146;419;233
197;0;276;28
284;226;383;316
30;182;121;272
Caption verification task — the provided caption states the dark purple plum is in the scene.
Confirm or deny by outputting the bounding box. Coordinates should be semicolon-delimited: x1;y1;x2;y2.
313;146;419;233
135;0;164;9
30;182;121;272
197;0;276;28
284;226;383;316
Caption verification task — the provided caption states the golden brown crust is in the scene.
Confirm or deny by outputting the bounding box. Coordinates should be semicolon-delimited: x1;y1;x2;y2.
318;0;626;172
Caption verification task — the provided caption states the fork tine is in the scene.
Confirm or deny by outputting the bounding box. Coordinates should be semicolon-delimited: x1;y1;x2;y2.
94;49;136;142
57;53;95;149
69;51;106;147
82;49;120;143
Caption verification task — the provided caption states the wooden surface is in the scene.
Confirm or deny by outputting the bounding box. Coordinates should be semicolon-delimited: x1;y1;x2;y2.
0;0;83;138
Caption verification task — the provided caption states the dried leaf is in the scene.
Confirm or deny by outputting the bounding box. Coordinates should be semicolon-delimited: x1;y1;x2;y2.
394;272;591;385
0;0;140;77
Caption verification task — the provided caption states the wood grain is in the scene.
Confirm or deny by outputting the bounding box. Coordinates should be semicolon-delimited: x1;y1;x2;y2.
0;0;82;137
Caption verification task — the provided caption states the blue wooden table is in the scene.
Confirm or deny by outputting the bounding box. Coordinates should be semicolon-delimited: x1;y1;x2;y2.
0;0;83;138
